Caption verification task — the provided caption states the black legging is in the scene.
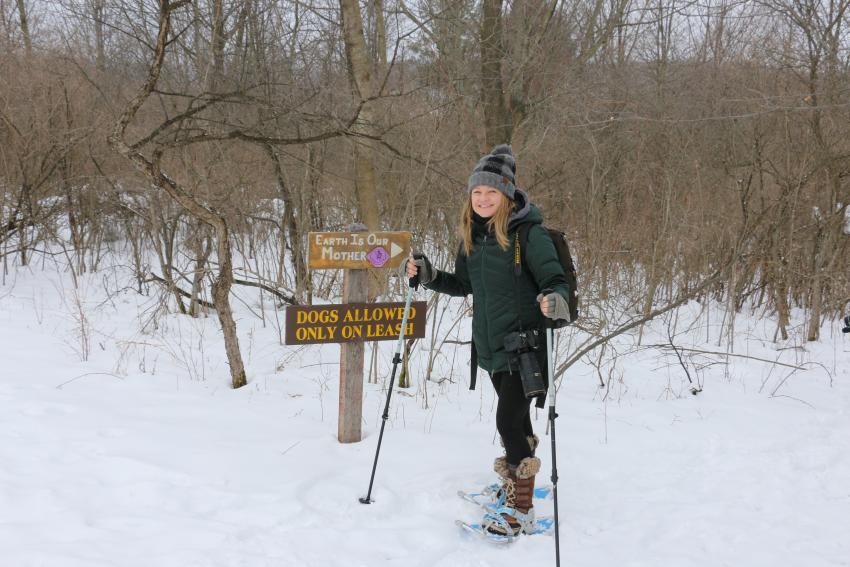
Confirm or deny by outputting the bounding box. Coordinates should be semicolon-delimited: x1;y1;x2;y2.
489;370;534;466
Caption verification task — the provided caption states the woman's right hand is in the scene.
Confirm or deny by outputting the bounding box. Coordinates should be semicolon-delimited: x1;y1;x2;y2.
406;256;419;279
407;253;436;284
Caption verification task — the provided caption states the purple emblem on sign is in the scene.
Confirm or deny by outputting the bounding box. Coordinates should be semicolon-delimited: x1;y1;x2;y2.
367;246;389;267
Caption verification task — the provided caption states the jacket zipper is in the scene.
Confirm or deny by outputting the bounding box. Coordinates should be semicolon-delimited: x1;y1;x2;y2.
480;235;489;362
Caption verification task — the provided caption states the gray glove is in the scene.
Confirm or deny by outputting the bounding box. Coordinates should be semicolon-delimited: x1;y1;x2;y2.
536;291;571;322
411;252;436;285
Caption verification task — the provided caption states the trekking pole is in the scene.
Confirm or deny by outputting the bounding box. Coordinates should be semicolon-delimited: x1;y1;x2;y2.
545;321;561;567
359;269;419;504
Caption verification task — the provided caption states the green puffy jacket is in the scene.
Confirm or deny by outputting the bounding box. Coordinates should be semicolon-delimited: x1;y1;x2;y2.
425;191;569;374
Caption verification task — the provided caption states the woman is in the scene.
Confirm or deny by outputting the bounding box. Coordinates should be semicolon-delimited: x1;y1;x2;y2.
406;144;571;537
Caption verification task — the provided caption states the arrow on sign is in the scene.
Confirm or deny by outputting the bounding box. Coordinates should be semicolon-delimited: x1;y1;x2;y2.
390;242;403;258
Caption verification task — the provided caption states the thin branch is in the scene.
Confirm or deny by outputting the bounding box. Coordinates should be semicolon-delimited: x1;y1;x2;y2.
56;372;124;390
647;344;807;371
145;272;215;309
232;278;298;305
556;266;728;379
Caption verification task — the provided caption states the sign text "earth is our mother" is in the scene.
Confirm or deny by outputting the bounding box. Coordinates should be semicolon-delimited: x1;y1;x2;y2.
307;231;411;270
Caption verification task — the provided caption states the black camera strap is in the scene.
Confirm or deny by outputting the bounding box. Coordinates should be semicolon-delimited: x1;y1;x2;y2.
514;230;547;408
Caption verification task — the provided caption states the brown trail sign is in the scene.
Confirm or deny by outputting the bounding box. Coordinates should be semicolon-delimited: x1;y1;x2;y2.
285;301;426;345
308;231;411;270
303;228;421;444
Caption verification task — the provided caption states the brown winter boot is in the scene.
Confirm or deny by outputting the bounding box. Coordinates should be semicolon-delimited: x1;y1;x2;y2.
485;456;541;536
490;435;538;505
513;456;539;516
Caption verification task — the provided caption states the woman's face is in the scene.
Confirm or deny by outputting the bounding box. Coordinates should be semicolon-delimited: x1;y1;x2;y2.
470;185;503;218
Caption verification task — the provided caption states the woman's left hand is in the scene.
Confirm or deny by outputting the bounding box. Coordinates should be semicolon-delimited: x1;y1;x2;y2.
537;291;570;321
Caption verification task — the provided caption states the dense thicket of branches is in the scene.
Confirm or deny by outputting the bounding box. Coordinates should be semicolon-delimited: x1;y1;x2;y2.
1;0;848;362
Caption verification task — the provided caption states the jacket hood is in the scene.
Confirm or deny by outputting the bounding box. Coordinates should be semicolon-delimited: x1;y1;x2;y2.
508;189;542;230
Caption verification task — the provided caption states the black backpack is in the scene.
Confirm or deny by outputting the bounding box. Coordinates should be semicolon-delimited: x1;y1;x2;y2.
514;224;579;327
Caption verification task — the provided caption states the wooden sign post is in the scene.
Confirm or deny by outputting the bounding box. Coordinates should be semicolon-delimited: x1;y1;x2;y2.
341;268;367;443
294;228;416;444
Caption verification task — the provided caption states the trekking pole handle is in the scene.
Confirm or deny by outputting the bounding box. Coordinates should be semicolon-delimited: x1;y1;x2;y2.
539;288;558;329
409;253;426;290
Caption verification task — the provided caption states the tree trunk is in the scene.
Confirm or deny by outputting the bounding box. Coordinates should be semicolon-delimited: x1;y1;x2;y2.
371;0;387;86
93;0;105;71
151;208;187;314
339;0;386;299
212;222;247;388
209;0;226;91
16;0;31;56
266;144;308;304
776;281;790;341
480;0;511;146
188;222;213;317
16;184;31;266
339;0;381;230
807;276;823;342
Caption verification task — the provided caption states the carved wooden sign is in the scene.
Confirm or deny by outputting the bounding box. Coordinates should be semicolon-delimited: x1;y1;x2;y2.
308;231;411;270
285;301;427;345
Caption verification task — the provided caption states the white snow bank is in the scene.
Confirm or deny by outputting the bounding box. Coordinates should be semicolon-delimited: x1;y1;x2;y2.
1;264;848;567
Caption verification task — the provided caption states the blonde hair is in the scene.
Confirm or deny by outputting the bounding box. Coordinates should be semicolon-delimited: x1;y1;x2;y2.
459;192;512;256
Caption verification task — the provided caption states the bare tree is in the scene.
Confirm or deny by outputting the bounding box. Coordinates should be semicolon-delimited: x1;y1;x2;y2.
339;0;382;229
108;0;247;389
15;0;31;55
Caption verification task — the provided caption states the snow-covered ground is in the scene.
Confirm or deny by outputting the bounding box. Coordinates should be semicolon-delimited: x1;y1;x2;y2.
1;261;848;567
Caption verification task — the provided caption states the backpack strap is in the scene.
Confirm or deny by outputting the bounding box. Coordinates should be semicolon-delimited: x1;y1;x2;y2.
515;223;547;409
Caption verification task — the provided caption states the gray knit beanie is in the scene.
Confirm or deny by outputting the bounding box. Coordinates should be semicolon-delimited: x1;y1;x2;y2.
467;144;517;200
